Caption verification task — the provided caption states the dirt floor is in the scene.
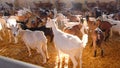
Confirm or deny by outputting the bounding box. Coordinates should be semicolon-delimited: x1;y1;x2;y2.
0;32;120;68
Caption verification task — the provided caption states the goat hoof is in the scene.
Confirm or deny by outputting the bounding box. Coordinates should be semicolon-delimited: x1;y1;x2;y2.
93;55;96;57
101;55;104;58
93;50;97;57
42;61;47;65
14;42;17;44
101;50;104;58
28;54;31;57
47;58;49;62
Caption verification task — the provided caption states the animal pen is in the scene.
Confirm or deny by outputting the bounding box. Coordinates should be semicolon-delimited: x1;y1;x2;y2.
0;0;120;68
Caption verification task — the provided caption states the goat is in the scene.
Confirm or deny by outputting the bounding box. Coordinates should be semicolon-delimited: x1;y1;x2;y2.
11;28;49;64
6;18;18;43
63;18;89;38
102;14;120;35
46;18;88;68
0;18;7;36
96;19;117;41
0;23;3;40
19;23;54;42
91;27;104;57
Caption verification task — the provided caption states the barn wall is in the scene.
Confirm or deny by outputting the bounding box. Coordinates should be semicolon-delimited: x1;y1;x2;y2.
0;0;116;3
0;0;116;8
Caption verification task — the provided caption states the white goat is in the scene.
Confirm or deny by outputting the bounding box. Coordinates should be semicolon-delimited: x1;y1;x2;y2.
80;18;89;35
11;28;49;64
46;18;88;68
0;23;3;40
0;18;7;40
6;18;18;43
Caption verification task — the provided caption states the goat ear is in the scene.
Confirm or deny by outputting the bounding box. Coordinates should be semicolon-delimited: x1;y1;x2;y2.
7;27;11;30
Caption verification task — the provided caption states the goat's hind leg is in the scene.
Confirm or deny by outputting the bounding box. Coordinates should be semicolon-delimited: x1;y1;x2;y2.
25;44;32;56
90;42;93;47
37;45;47;64
79;50;83;68
14;37;18;44
0;35;3;40
2;29;5;37
42;43;49;61
104;30;110;41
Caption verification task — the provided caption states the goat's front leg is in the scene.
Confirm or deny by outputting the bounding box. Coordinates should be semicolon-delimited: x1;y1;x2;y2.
58;50;62;68
14;37;18;44
69;55;77;68
93;40;97;57
100;46;104;57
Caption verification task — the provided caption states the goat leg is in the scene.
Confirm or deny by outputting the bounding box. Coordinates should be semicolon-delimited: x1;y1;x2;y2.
90;42;93;47
101;49;104;57
94;50;97;57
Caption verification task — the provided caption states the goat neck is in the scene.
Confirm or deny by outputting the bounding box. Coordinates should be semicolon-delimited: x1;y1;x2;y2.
50;20;62;35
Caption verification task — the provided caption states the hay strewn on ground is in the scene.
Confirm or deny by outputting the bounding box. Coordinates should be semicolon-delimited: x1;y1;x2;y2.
0;32;120;68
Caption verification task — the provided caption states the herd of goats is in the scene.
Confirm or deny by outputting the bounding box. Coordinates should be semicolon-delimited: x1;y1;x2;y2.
0;1;120;68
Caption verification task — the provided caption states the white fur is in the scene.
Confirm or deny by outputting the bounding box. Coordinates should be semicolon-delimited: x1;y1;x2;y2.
81;18;89;35
0;23;3;40
46;18;88;68
7;18;18;43
17;8;31;16
0;18;7;40
14;29;49;64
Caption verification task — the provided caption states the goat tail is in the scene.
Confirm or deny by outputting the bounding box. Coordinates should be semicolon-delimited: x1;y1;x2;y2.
82;34;88;48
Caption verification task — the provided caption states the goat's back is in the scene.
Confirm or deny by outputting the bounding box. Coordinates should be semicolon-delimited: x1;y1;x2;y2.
22;30;47;49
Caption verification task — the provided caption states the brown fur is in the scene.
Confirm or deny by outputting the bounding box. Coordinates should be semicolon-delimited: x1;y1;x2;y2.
91;29;104;57
96;19;114;41
63;24;83;38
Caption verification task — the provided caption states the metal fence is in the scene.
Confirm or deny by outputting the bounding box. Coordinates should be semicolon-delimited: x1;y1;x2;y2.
0;56;43;68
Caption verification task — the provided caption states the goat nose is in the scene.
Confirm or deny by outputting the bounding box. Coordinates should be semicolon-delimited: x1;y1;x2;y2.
13;34;16;36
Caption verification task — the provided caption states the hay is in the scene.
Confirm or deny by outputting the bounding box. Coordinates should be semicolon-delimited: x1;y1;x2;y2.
0;32;120;68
